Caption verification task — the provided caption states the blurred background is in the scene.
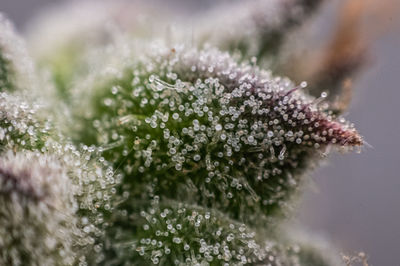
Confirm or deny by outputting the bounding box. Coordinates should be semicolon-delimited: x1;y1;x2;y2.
1;0;399;265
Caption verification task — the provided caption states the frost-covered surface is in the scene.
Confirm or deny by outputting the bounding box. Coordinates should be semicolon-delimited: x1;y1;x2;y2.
0;92;50;152
0;151;81;265
0;149;119;265
71;45;361;227
105;198;343;265
0;90;118;264
0;0;366;264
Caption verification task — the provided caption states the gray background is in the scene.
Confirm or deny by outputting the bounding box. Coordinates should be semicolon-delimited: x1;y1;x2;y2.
1;0;399;265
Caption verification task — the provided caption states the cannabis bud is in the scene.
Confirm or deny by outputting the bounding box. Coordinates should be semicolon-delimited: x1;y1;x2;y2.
0;151;82;265
0;0;368;264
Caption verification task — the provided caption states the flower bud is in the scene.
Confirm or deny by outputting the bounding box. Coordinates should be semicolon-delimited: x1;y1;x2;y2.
72;45;362;226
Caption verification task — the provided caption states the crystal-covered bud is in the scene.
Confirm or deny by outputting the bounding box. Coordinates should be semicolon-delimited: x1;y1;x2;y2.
0;92;50;152
104;198;343;265
0;151;83;265
71;45;362;226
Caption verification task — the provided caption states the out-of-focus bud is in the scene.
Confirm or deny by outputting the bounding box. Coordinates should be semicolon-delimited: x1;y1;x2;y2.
0;14;38;93
0;151;81;265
